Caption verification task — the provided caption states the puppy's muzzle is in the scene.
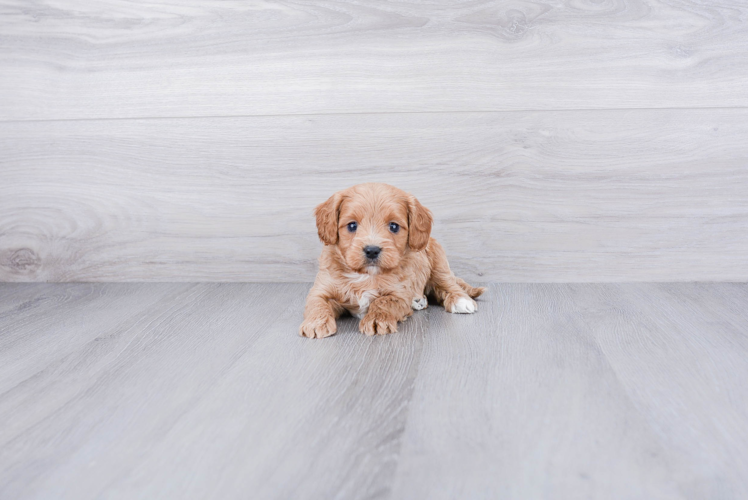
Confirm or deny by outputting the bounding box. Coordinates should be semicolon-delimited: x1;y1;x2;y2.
363;245;382;262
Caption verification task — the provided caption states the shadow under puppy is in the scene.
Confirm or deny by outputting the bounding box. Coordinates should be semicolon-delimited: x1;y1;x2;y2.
301;183;485;338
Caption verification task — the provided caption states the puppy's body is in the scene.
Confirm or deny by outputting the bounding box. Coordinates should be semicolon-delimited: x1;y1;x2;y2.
301;183;485;338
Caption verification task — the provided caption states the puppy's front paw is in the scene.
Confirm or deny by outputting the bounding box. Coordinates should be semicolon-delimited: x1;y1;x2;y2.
445;294;478;314
299;315;337;339
411;296;428;311
359;313;398;336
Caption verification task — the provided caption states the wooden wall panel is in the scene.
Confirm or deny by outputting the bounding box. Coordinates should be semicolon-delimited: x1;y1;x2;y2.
1;0;747;120
2;109;746;282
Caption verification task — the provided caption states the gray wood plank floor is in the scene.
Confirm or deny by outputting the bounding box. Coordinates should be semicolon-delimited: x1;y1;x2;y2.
1;283;747;499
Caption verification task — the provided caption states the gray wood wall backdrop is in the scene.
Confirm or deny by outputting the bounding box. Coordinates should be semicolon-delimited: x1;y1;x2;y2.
1;0;747;282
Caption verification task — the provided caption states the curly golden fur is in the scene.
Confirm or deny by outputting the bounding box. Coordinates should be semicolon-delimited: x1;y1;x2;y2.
300;183;485;338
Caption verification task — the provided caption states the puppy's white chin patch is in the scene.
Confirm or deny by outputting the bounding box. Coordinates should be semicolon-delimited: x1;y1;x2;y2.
411;296;428;310
450;297;477;314
366;266;379;276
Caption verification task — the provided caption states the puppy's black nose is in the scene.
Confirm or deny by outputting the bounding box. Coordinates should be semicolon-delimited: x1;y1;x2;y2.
363;245;381;260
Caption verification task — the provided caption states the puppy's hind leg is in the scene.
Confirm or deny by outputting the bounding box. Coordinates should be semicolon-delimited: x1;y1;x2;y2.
456;277;486;299
426;239;483;314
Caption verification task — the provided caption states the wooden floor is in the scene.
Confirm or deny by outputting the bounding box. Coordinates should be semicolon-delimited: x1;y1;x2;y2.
1;283;747;499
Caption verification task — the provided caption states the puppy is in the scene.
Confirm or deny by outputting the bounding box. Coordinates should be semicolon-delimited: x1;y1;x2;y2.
300;183;485;338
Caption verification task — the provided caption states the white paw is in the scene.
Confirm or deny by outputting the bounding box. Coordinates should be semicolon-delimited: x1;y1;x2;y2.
450;297;477;314
411;296;428;310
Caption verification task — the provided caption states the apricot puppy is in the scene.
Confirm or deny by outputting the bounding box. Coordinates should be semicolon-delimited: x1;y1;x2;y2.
300;183;485;338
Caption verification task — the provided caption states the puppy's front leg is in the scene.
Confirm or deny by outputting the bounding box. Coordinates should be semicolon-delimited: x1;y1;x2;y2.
300;293;342;339
360;295;412;336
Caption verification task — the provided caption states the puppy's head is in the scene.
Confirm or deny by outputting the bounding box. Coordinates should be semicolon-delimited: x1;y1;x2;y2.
314;183;433;273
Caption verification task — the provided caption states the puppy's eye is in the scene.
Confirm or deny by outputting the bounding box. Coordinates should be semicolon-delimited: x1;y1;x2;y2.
347;222;358;232
389;222;400;234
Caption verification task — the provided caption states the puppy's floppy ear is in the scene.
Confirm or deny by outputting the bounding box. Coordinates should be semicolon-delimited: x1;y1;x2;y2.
315;192;344;245
407;195;433;251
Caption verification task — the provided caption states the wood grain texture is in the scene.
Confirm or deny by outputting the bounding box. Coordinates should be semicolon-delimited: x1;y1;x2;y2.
0;283;428;499
392;283;683;499
2;109;747;282
1;0;748;120
588;283;748;498
392;283;748;499
1;283;747;499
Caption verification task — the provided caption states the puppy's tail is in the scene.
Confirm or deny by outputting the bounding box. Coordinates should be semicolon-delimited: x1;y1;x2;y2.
456;278;486;299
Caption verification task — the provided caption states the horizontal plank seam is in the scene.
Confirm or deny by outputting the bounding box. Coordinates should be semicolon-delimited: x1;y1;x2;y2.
3;106;748;124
